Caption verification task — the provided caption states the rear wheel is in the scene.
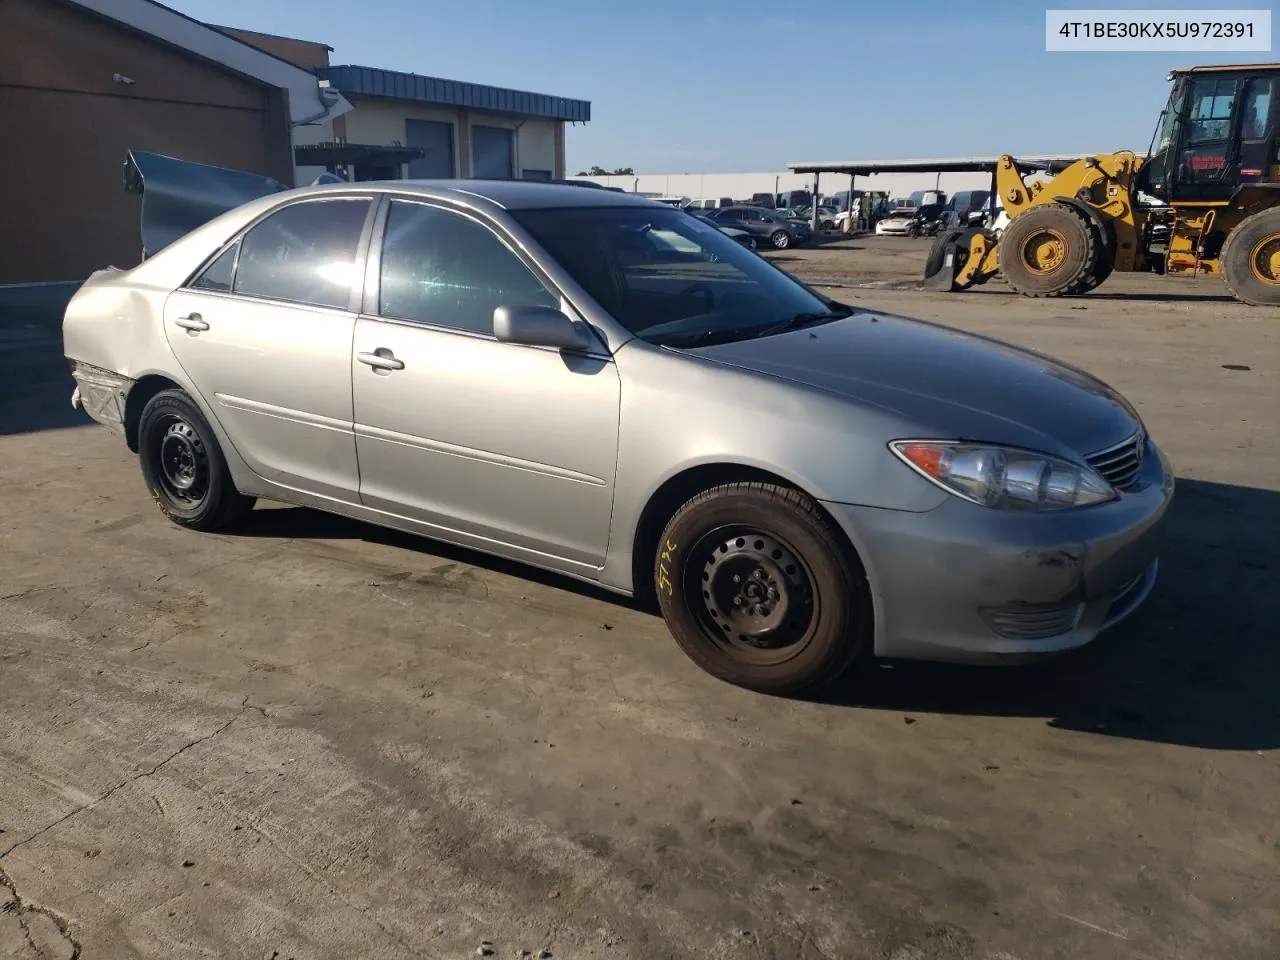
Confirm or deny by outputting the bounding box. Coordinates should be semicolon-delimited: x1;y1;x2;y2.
654;482;869;694
770;230;791;249
138;389;254;530
1221;206;1280;306
999;203;1097;297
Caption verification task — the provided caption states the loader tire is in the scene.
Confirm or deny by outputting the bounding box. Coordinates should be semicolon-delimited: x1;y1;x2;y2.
1066;235;1114;295
1221;206;1280;306
1000;204;1097;298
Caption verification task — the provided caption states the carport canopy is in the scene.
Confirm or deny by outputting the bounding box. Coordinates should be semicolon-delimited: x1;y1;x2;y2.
294;141;425;173
785;155;1096;230
787;155;1089;176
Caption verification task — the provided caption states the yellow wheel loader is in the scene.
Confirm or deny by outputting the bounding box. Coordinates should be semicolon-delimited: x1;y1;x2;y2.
924;64;1280;305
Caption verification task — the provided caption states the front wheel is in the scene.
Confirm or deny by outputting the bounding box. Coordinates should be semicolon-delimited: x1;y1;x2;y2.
138;389;254;530
654;482;869;694
770;230;791;249
1221;206;1280;306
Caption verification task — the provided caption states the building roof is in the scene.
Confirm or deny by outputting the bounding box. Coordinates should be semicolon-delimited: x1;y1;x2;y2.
63;0;351;124
318;65;591;123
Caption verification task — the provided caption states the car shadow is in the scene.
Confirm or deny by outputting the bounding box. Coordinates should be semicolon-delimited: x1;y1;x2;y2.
0;282;91;436
226;504;650;612
1079;291;1236;303
227;478;1278;751
817;478;1280;751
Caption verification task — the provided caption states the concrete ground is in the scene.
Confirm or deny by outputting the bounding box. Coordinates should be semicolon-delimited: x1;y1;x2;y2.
1;241;1277;960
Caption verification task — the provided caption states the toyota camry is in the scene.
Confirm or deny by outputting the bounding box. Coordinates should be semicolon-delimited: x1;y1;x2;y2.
63;180;1173;694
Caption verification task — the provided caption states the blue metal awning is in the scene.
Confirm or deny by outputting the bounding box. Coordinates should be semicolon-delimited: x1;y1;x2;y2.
318;66;591;123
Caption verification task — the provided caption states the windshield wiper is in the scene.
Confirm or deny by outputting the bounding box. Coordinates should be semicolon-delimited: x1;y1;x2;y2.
758;305;854;337
652;326;764;348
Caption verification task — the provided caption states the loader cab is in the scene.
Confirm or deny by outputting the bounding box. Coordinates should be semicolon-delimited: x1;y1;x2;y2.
1141;65;1279;204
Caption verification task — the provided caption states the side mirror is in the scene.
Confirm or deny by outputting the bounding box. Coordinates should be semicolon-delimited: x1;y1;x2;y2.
493;304;594;352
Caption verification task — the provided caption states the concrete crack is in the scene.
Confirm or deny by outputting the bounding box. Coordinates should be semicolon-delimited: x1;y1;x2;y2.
1;864;83;960
0;697;253;860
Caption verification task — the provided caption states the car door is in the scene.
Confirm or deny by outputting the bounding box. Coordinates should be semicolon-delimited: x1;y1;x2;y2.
350;197;621;570
744;208;774;239
1173;74;1242;201
163;196;374;500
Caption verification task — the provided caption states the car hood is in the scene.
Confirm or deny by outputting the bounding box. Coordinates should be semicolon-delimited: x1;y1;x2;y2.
692;311;1139;457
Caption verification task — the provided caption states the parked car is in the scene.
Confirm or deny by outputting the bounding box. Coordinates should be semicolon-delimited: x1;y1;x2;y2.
788;206;840;230
688;211;757;249
709;205;811;248
876;201;948;238
875;207;927;236
940;190;992;230
687;197;735;210
749;192;776;208
63;179;1171;695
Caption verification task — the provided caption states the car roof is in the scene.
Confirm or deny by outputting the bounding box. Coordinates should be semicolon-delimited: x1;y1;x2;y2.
319;179;662;210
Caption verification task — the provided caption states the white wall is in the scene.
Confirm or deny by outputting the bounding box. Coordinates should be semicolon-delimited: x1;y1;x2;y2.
578;170;994;203
334;99;561;179
516;120;556;177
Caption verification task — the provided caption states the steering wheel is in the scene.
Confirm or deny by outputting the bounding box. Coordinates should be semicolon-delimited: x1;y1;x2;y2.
678;283;714;316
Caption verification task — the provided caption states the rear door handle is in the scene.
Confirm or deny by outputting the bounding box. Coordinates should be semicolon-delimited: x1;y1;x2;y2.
174;313;209;332
357;350;405;371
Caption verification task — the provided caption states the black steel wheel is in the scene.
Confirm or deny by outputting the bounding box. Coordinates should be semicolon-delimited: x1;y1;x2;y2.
655;482;869;694
138;389;254;530
692;529;816;664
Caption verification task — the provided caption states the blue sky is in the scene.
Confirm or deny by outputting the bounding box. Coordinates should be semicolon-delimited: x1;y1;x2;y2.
168;0;1270;172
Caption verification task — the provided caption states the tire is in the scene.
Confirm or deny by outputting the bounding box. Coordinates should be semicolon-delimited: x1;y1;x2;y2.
138;389;254;531
1069;243;1114;295
1221;206;1280;306
999;203;1097;297
770;230;791;250
654;482;869;695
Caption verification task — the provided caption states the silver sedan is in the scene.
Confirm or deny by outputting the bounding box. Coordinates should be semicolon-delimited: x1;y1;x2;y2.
63;181;1173;694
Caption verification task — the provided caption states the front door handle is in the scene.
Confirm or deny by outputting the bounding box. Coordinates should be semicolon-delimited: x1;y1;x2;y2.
357;350;405;371
174;313;209;332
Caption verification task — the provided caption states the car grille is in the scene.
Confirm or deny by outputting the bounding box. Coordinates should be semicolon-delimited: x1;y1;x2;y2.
980;602;1082;641
1086;432;1144;492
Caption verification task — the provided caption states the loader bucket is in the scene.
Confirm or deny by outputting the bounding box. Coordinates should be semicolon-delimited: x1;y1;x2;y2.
922;229;968;291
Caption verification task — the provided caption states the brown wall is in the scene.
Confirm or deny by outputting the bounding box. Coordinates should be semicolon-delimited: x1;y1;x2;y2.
0;0;295;283
214;27;331;72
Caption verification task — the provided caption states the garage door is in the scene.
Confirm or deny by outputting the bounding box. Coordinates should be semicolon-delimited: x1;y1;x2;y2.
472;126;514;179
406;120;455;179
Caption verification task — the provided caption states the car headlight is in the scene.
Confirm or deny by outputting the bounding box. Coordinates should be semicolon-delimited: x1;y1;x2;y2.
890;441;1116;510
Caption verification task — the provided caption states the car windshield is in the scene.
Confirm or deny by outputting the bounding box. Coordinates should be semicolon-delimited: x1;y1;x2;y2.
512;206;845;347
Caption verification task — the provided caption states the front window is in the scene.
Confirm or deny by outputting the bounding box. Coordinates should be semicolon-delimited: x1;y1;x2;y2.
512;206;843;347
1187;76;1238;144
379;200;558;335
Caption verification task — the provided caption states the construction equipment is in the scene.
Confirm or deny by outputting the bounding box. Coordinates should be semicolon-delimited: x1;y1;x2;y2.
924;63;1280;305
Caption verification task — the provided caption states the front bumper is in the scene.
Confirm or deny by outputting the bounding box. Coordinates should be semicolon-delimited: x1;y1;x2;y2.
823;438;1175;663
